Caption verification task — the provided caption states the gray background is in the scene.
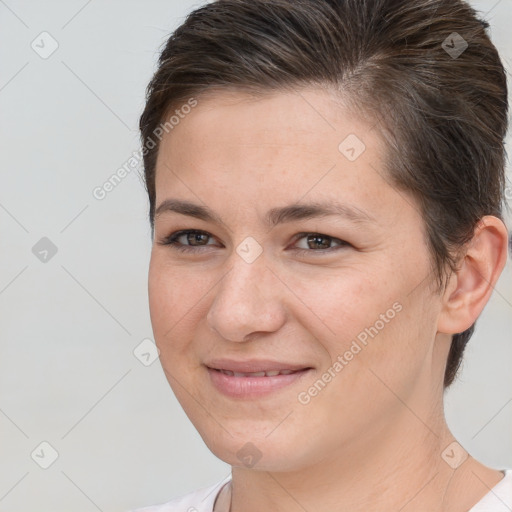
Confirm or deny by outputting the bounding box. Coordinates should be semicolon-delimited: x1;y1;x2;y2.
0;1;510;511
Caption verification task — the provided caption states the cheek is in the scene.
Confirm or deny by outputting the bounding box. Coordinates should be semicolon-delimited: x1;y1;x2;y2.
148;254;204;354
290;272;438;438
333;279;438;394
148;255;212;415
289;258;435;375
281;263;399;351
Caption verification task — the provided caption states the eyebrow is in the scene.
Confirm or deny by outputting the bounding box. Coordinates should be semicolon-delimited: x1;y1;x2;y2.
154;198;376;227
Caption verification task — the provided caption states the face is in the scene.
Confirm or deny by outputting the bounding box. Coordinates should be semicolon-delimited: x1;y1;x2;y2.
148;88;446;472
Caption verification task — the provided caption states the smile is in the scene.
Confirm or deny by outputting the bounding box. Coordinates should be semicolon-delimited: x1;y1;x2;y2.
206;365;313;399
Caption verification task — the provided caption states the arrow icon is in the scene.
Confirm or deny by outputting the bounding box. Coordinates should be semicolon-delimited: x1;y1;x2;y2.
339;134;365;161
236;237;263;263
441;32;468;59
31;31;59;60
134;338;160;366
31;441;59;469
32;237;58;263
236;442;262;468
441;441;468;468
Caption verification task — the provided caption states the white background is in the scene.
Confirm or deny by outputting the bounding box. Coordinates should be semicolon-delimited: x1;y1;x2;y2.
0;1;511;511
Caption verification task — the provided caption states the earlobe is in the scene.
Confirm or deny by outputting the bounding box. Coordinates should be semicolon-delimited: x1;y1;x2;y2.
437;216;509;335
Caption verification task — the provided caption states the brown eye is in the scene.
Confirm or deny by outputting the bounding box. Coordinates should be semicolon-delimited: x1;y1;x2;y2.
292;232;350;254
305;234;332;250
184;232;210;246
159;230;219;253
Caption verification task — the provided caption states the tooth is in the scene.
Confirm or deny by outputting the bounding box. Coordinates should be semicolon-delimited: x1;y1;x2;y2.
222;370;293;377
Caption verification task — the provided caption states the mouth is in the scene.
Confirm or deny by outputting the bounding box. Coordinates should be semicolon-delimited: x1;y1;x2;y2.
205;360;313;399
214;368;302;377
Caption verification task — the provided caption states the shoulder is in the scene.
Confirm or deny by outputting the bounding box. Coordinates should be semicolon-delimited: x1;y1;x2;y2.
130;476;231;512
469;469;512;512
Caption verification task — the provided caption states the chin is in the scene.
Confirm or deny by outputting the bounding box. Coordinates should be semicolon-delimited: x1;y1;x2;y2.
195;422;312;472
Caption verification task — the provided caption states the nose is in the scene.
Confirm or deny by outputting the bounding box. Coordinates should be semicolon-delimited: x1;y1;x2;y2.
206;253;287;342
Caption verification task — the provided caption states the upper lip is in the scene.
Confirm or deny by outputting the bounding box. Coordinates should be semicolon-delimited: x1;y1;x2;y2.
205;358;312;373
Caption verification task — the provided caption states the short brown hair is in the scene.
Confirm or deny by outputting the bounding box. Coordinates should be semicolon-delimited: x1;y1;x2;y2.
139;0;509;387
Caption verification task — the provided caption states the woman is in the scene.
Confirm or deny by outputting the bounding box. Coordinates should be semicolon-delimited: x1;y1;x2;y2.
134;0;511;510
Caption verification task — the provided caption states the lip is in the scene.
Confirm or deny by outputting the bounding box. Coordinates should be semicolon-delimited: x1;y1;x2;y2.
205;359;313;399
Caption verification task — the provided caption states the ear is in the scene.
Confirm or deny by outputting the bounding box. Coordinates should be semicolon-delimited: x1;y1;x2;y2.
437;216;509;335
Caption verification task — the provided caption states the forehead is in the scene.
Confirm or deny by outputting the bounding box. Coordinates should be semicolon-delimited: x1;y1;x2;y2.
157;89;381;184
162;87;373;150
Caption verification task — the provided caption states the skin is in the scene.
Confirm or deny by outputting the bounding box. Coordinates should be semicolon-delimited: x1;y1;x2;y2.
148;88;509;512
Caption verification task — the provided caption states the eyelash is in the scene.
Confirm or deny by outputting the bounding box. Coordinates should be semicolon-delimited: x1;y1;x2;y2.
158;229;350;256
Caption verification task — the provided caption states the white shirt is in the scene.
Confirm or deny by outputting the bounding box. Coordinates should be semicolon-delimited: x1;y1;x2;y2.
131;469;512;512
